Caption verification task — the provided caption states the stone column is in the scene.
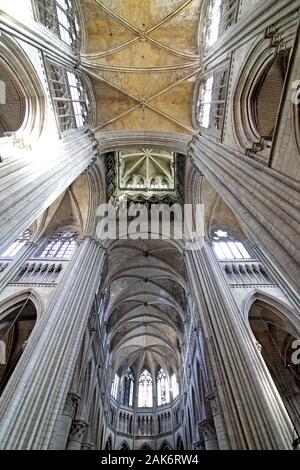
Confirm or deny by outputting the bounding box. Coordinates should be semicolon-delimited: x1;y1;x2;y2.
193;440;205;451
185;246;294;450
53;392;81;450
199;420;219;450
206;393;223;450
0;238;106;449
81;442;94;450
0;130;98;253
67;420;88;450
189;137;300;294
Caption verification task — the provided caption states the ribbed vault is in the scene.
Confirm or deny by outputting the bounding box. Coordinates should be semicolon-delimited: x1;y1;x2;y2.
104;240;186;379
80;0;203;137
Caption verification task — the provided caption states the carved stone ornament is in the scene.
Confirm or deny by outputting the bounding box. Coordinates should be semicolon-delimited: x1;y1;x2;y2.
63;392;81;418
206;392;220;418
199;419;216;440
69;420;88;441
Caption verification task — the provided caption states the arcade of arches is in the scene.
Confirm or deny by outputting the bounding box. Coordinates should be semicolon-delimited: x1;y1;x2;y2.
0;0;299;451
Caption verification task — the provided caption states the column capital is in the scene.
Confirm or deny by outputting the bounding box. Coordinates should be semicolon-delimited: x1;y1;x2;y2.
84;156;98;175
81;235;108;252
199;419;216;440
206;392;220;418
69;419;88;442
193;439;205;450
24;241;38;248
62;392;81;419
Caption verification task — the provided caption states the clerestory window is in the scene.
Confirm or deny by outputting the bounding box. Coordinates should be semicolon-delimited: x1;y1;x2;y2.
203;0;239;52
111;374;120;400
0;230;32;258
40;231;79;259
197;69;229;133
47;62;90;132
212;230;252;261
35;0;80;48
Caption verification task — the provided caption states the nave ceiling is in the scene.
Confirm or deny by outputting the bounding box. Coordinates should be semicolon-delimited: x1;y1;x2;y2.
80;0;203;138
104;239;186;378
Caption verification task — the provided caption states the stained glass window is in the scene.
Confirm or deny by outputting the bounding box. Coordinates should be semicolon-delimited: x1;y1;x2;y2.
171;373;179;399
138;369;153;408
157;368;170;406
124;368;134;407
111;374;120;400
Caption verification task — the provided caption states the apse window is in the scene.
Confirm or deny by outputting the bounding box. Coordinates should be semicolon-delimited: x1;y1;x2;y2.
171;373;179;399
0;230;32;258
40;232;79;259
47;63;90;132
124;368;134;407
36;0;80;48
111;374;120;401
157;368;170;406
212;230;251;260
138;369;153;408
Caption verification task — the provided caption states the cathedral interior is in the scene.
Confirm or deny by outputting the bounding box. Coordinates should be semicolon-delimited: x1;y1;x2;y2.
0;0;300;451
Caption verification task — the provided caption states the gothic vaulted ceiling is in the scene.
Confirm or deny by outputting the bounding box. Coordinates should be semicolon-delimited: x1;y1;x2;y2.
80;0;203;137
105;240;186;377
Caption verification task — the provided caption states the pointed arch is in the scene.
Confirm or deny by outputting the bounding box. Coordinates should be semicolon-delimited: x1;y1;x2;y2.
242;290;300;335
0;295;38;394
176;435;184;450
160;440;173;450
0;290;44;322
0;33;46;143
138;369;153;408
123;367;135;407
105;436;113;450
157;367;171;406
245;291;300;436
140;443;152;450
119;440;130;450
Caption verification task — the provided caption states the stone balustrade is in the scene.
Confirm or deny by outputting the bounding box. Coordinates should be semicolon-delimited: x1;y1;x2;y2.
221;261;277;287
9;258;68;286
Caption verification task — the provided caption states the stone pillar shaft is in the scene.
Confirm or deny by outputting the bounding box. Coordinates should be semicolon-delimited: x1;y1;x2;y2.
53;392;81;450
67;420;88;450
189;137;300;294
0;131;97;253
185;246;294;450
0;238;105;449
199;419;219;450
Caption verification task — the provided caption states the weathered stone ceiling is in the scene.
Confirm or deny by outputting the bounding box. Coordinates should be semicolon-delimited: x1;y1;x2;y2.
80;0;203;136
